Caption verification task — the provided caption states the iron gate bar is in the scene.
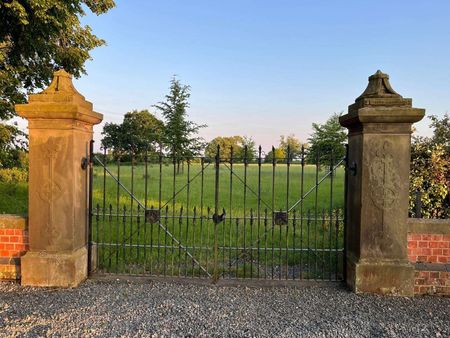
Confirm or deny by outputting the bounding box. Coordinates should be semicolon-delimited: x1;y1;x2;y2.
343;144;349;282
157;149;162;275
314;150;319;279
186;160;191;277
213;145;220;281
243;146;247;278
299;145;305;279
228;146;234;279
285;146;291;281
87;140;94;273
271;146;276;280
329;151;334;280
171;156;175;277
115;157;120;273
92;155;211;277
257;146;262;279
144;151;148;275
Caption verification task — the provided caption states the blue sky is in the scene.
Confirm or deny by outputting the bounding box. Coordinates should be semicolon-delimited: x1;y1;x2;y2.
72;0;450;151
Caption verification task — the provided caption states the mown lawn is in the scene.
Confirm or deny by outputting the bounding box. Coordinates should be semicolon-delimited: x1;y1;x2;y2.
91;162;345;214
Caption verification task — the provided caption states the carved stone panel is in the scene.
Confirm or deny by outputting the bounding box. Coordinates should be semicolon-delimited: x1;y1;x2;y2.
34;136;68;249
363;138;402;256
365;139;400;215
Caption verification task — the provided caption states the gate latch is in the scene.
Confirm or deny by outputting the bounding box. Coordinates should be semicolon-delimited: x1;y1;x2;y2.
349;161;357;176
81;157;88;170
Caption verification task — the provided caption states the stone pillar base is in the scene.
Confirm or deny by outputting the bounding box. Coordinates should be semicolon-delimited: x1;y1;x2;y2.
347;259;415;296
21;246;87;288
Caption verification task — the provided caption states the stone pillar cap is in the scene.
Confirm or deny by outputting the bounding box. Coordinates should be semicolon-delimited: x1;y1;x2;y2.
340;70;425;127
15;69;103;125
356;70;401;100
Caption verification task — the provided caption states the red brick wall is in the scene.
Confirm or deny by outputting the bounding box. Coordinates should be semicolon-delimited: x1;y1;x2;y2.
407;233;450;264
0;215;29;280
407;219;450;296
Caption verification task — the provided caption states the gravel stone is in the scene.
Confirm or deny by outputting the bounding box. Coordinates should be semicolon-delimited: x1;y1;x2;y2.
0;279;449;337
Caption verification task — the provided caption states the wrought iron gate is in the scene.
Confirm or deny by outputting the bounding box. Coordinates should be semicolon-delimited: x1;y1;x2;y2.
88;142;347;281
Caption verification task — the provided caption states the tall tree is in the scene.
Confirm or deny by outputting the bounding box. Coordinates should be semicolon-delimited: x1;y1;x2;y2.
101;110;164;158
0;0;115;120
154;77;205;171
306;113;346;166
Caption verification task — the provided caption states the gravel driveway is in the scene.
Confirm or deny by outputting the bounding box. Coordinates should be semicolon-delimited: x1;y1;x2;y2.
0;278;449;337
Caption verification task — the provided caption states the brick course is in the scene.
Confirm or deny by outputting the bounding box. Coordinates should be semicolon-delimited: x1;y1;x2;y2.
407;233;450;263
408;231;450;296
0;215;28;280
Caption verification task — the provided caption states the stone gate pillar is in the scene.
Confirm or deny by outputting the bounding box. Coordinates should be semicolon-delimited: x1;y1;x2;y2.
15;70;103;287
340;70;424;296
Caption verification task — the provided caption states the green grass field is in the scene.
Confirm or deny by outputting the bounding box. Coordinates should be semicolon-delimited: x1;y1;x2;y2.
92;162;345;214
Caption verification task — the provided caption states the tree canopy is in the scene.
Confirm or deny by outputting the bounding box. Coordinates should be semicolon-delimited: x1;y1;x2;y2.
101;110;164;157
0;0;114;171
429;114;450;152
0;0;115;119
306;113;346;165
0;121;26;168
264;147;286;163
279;134;303;160
154;77;205;162
205;136;256;161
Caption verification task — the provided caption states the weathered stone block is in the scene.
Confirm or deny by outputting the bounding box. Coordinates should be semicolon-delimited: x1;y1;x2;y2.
21;246;87;287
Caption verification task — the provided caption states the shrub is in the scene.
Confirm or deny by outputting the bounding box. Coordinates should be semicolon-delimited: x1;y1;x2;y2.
0;168;28;184
409;140;449;218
